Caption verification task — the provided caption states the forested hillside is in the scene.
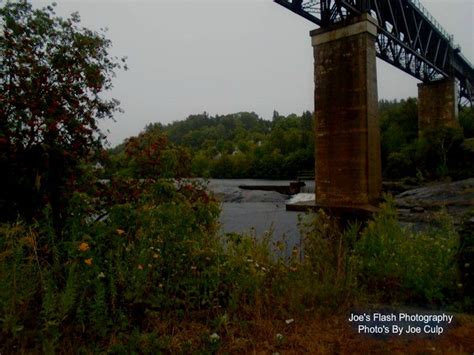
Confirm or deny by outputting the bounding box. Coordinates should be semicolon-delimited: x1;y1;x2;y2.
108;111;314;179
107;101;474;181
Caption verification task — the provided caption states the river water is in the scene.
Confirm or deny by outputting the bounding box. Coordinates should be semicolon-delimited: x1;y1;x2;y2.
205;179;315;252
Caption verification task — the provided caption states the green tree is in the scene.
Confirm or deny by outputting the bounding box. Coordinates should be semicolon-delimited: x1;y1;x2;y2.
0;2;125;229
416;127;464;178
123;125;191;179
460;107;474;138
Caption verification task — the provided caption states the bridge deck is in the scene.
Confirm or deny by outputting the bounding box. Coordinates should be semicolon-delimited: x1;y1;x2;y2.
275;0;474;104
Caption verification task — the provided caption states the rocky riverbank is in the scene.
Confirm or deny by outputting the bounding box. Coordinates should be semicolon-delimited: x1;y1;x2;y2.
395;178;474;225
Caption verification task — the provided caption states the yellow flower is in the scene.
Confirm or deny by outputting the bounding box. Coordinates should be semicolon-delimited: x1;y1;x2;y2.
84;258;93;266
116;229;125;236
78;242;90;252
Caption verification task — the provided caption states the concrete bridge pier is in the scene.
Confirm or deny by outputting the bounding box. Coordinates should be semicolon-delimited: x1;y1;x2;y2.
310;14;382;211
418;78;459;134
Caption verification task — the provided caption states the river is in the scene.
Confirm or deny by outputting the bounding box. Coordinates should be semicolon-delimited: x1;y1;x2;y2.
205;179;315;253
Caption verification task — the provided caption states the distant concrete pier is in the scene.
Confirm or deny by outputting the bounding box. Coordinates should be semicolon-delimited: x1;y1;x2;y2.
418;78;459;133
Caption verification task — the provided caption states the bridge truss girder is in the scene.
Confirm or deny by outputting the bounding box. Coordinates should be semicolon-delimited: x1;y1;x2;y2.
274;0;474;106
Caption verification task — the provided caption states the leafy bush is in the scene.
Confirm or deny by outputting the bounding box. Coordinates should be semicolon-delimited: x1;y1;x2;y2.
122;126;192;179
296;211;360;310
353;198;459;304
384;148;416;180
0;180;224;351
297;199;460;307
415;127;464;179
460;107;474;138
0;178;467;353
458;210;474;311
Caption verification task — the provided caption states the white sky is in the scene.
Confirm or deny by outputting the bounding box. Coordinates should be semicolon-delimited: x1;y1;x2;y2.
27;0;474;146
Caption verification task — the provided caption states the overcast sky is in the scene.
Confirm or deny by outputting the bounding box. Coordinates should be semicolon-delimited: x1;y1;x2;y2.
28;0;474;146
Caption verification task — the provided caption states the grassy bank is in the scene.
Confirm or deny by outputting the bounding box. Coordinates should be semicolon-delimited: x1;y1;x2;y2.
1;179;472;353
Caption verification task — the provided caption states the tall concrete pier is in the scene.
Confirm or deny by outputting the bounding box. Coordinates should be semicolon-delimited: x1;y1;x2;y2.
311;14;382;209
418;78;459;133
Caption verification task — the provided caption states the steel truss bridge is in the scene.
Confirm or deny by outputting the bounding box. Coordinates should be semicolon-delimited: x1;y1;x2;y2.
275;0;474;106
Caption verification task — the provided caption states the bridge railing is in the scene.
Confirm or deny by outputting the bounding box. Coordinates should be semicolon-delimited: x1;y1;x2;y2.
458;52;474;74
408;0;474;72
408;0;453;44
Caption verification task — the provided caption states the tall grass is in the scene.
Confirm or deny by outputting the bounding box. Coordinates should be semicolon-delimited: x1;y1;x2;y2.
0;188;464;353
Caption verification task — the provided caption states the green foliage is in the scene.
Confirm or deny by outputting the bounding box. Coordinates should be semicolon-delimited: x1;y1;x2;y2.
379;99;473;181
107;111;314;179
0;1;125;227
111;124;192;179
0;179;222;351
379;99;418;179
416;127;465;179
0;186;469;352
458;210;474;311
355;200;459;304
460;107;474;138
295;212;360;310
298;199;460;306
105;99;474;182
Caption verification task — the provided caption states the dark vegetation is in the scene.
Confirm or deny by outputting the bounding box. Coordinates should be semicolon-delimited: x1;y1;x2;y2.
1;2;473;353
0;1;125;232
106;110;315;179
379;98;474;181
105;100;474;182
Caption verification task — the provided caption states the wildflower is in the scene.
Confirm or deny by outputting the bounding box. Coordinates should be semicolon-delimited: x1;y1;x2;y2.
138;264;144;270
78;242;90;252
84;258;93;266
285;318;294;325
97;272;106;279
24;236;35;247
276;333;284;341
116;229;125;235
209;333;220;343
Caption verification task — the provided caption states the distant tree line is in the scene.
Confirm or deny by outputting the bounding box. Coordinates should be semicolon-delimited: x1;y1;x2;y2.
106;111;315;179
106;102;474;182
379;99;474;181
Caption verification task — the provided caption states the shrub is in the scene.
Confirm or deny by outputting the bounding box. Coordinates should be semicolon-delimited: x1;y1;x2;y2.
296;211;360;310
383;144;417;180
460;107;474;138
416;127;464;179
458;210;474;311
0;179;223;351
297;198;460;307
353;198;459;304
